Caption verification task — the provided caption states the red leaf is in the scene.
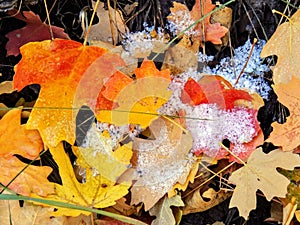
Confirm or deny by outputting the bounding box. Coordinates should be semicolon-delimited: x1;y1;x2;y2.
5;11;69;56
181;76;252;110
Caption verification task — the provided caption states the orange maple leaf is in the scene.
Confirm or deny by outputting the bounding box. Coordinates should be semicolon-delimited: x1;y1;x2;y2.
0;109;54;196
13;39;125;147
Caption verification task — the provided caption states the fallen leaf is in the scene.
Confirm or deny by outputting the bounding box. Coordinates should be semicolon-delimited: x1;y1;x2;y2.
0;109;53;196
13;39;125;147
99;61;172;128
149;195;184;225
89;2;128;44
267;76;300;151
74;124;132;183
5;11;69;56
260;9;300;84
126;117;194;211
183;188;231;215
0;195;66;225
45;142;130;217
168;0;228;47
229;148;300;219
181;76;252;110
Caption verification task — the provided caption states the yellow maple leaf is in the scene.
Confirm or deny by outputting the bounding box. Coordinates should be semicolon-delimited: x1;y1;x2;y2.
261;9;300;84
99;61;171;128
267;76;300;151
45;142;131;216
229;148;300;219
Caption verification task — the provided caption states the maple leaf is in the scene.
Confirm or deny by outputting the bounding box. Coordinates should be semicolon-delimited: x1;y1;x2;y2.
229;148;300;219
99;60;172;128
260;9;300;84
149;195;184;225
13;39;125;147
44;140;131;216
181;76;252;110
267;76;300;151
121;117;193;211
5;11;69;56
168;0;228;46
0;109;54;196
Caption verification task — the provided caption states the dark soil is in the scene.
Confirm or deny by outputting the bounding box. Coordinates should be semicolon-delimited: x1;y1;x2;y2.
0;0;298;224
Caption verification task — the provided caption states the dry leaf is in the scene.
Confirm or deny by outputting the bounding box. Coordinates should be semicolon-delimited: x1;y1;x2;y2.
127;117;193;211
0;196;65;225
267;76;300;151
229;148;300;219
89;2;128;44
261;9;300;84
149;195;184;225
5;11;69;56
183;188;231;215
13;39;125;147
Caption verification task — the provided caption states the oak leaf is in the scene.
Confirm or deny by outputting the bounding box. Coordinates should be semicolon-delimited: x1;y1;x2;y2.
267;76;300;151
125;117;193;211
13;39;125;147
260;9;300;84
5;11;69;56
149;195;184;225
229;148;300;219
45;142;130;216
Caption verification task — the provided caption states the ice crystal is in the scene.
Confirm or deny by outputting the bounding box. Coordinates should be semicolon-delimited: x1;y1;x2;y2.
201;39;271;99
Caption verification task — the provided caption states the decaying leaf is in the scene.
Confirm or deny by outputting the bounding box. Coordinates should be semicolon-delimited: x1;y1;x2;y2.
267;76;300;151
229;148;300;219
5;11;69;56
261;9;300;84
0;109;54;196
13;39;125;147
89;2;128;44
183;188;231;215
168;0;228;47
124;117;193;211
0;195;66;225
45;142;130;216
149;195;184;225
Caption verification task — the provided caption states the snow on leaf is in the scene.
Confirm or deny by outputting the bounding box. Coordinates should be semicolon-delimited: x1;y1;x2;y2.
261;9;300;84
0;109;54;196
267;76;300;151
99;60;172;128
46;142;131;217
5;11;69;56
126;117;193;211
181;76;252;110
149;195;184;225
74;124;132;183
229;148;300;219
168;0;228;46
13;39;125;147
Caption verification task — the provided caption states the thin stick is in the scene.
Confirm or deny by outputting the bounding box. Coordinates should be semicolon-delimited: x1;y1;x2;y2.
43;0;54;40
234;38;257;85
83;0;101;46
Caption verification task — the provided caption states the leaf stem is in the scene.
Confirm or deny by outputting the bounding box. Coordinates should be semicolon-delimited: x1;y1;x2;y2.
83;0;101;46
